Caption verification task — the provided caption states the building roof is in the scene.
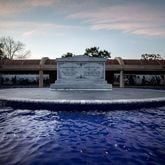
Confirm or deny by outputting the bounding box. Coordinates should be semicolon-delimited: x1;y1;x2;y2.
56;55;107;62
44;59;56;65
106;59;119;65
123;59;165;65
1;58;165;66
1;59;40;65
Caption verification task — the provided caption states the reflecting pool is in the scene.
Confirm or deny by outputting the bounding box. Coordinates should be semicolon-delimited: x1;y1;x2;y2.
0;107;165;165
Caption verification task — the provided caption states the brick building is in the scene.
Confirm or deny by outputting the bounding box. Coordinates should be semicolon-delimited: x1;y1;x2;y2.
0;57;165;88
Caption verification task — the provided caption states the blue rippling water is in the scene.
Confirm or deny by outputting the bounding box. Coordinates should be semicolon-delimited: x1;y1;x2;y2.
0;107;165;165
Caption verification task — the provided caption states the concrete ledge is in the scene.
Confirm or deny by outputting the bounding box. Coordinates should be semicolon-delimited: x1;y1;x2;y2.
0;88;165;111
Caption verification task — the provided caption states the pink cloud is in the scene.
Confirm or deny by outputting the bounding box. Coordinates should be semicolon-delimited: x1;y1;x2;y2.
22;30;36;37
0;3;13;15
132;28;165;36
0;20;81;38
67;4;165;37
0;0;57;16
0;1;30;16
31;0;56;6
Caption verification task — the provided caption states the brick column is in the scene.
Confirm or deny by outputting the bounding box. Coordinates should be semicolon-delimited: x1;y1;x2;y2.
120;70;124;88
39;70;43;88
0;73;2;87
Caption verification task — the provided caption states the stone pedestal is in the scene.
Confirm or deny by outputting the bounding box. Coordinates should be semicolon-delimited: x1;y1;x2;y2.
51;55;112;90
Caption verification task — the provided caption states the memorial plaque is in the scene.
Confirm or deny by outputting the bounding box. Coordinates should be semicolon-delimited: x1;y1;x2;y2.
51;55;112;90
58;62;104;80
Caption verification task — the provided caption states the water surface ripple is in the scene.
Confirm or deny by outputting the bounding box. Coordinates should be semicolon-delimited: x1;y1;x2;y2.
0;107;165;165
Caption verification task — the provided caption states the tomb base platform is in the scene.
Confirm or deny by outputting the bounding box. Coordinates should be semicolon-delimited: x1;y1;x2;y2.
50;80;112;90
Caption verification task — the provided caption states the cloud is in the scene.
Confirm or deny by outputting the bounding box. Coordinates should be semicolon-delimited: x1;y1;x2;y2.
31;0;56;7
0;0;30;16
22;30;36;37
0;0;107;16
67;3;165;37
21;23;64;37
132;28;165;36
1;0;165;37
0;20;81;38
0;0;57;16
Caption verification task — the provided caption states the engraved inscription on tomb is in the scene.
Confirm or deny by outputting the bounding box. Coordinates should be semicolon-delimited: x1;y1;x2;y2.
58;62;104;80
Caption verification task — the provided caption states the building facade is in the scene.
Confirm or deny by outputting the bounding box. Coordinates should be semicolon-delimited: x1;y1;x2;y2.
0;57;165;88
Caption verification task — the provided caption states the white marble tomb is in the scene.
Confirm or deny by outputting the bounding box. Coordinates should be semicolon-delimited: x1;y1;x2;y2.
50;55;112;90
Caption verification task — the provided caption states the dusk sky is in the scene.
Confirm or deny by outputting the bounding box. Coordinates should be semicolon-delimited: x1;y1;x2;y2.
0;0;165;59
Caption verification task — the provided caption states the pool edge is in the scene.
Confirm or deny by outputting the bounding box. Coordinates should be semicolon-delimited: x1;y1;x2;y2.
1;97;165;111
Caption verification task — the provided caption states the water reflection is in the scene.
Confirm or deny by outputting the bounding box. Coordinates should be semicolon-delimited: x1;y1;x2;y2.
0;107;165;164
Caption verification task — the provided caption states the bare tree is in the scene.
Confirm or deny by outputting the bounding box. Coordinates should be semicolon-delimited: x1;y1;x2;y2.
0;43;4;60
0;36;31;59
